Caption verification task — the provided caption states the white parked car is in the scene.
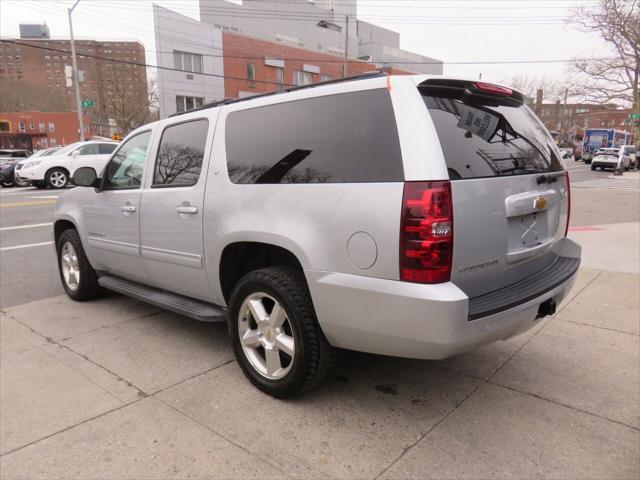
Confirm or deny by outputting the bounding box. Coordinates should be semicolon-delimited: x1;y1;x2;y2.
590;148;631;171
620;145;637;169
18;140;119;189
558;148;575;163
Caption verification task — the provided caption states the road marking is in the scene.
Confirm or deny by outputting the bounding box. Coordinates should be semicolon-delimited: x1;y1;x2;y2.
26;195;59;199
568;226;606;232
0;188;40;196
0;222;53;232
0;199;57;208
0;241;53;252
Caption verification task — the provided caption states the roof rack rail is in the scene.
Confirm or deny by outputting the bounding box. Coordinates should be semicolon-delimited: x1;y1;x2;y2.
169;71;388;118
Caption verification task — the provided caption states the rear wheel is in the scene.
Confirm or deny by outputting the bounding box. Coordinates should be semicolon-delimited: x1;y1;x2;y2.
229;266;334;398
46;168;68;189
57;229;102;301
591;164;596;171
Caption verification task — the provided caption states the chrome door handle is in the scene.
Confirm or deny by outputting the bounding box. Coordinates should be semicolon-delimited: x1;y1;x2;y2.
120;205;136;212
175;206;198;214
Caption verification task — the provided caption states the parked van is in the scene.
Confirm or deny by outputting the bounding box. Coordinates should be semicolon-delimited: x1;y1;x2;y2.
54;73;581;397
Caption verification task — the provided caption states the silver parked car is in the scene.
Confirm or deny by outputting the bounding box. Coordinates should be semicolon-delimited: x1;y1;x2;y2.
53;73;581;397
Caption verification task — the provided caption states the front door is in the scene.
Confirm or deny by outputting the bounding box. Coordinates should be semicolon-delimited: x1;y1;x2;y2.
140;118;213;300
82;131;153;283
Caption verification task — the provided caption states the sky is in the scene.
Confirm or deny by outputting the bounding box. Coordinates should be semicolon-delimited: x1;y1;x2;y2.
0;0;611;100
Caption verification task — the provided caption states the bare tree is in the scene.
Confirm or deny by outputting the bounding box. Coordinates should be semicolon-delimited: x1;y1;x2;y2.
569;0;639;109
99;62;157;134
0;77;69;112
503;74;568;105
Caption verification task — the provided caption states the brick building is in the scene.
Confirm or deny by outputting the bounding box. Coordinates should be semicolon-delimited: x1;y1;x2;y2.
0;111;90;150
0;37;148;132
222;32;409;100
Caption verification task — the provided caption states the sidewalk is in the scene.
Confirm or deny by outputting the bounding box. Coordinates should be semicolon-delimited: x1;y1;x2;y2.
1;227;638;479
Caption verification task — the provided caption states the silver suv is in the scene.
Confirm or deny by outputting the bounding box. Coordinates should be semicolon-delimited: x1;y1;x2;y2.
54;73;581;398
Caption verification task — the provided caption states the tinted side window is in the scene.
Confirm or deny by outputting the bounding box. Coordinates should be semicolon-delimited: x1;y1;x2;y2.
225;89;403;184
153;119;208;187
103;132;151;190
99;143;117;154
77;144;100;155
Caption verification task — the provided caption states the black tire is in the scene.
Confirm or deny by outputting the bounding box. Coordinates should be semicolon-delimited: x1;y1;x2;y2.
229;266;334;398
1;181;13;188
33;181;47;189
45;168;69;189
56;229;102;301
591;165;596;171
13;172;30;188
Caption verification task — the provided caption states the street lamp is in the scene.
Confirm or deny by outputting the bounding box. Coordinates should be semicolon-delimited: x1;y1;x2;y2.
68;0;85;141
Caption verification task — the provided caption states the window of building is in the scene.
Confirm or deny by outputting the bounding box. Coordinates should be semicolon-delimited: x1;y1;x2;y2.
18;121;26;132
41;138;48;147
275;66;284;85
50;138;56;146
103;131;151;190
175;95;204;113
153;119;209;187
173;51;203;73
48;122;55;133
247;63;256;87
225;89;403;184
293;70;312;86
39;122;45;133
29;122;34;130
320;74;333;82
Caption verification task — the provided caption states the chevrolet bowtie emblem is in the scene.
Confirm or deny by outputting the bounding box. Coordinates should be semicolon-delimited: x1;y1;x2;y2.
533;196;547;210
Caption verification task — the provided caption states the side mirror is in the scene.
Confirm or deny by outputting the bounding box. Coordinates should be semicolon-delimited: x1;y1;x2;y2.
72;167;99;187
71;150;80;157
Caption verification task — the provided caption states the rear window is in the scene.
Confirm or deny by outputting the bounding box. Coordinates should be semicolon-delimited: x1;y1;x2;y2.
422;84;563;180
225;89;403;184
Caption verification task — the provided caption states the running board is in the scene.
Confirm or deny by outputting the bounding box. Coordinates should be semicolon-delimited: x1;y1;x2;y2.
98;275;227;323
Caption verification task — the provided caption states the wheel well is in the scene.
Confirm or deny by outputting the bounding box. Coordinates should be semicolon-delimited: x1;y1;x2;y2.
54;220;76;246
220;242;304;303
46;166;70;177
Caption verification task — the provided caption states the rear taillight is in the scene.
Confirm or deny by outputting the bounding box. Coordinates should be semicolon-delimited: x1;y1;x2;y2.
400;181;453;284
564;171;571;236
473;82;513;97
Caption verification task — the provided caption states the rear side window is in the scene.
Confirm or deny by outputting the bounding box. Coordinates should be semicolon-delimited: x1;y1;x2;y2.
99;143;117;154
77;144;100;155
422;84;563;180
153;119;209;187
225;89;403;184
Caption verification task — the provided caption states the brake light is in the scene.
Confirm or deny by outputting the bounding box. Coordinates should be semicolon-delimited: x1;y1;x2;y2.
400;181;453;284
473;82;513;97
564;171;571;236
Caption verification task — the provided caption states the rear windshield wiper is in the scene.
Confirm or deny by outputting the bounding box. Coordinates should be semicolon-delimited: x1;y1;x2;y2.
536;171;566;184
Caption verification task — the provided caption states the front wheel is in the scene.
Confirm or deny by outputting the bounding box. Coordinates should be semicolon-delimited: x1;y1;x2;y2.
229;266;334;398
13;172;30;187
46;168;68;189
57;229;102;301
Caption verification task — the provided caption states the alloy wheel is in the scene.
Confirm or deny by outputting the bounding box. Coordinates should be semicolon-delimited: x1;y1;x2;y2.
238;292;296;380
49;171;67;188
60;242;80;291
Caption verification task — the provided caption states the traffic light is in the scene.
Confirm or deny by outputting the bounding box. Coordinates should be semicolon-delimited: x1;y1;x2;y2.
111;133;122;141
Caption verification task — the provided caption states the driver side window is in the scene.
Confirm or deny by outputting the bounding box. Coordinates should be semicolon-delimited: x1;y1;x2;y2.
103;131;151;190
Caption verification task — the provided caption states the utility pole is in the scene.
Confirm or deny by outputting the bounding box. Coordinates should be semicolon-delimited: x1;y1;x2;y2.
560;87;569;144
68;0;85;141
343;14;349;78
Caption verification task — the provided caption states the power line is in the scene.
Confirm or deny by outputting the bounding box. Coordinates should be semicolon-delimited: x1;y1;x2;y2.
2;38;604;67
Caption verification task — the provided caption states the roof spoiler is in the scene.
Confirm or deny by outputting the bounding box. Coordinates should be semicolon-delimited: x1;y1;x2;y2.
418;79;526;107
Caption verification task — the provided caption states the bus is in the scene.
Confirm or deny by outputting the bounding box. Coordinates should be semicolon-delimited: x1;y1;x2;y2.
581;129;630;162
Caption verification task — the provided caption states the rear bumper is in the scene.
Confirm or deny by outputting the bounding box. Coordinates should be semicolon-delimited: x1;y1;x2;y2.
306;238;581;360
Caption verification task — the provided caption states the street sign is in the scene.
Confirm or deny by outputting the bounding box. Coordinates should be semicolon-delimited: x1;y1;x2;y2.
81;100;95;108
628;113;640;119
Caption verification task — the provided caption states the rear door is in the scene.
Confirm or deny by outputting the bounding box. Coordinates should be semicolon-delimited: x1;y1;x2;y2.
139;117;214;301
420;80;569;298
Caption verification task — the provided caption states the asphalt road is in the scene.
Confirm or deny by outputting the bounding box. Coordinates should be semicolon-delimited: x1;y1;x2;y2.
1;164;639;309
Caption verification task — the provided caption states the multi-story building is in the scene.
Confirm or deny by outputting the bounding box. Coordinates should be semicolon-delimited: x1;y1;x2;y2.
0;33;148;133
198;0;442;75
0;111;91;150
154;4;429;118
